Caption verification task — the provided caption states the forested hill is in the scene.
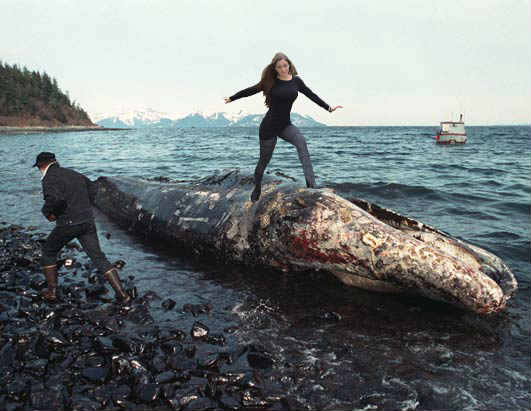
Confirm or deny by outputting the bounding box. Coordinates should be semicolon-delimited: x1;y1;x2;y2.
0;62;94;127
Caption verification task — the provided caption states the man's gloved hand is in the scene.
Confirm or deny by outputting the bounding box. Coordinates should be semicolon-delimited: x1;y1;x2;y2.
46;214;57;222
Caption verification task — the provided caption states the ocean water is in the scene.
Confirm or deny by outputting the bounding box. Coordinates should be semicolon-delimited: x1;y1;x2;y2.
1;125;529;410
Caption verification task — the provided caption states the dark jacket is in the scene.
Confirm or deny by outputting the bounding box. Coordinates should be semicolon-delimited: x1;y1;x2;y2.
41;163;96;226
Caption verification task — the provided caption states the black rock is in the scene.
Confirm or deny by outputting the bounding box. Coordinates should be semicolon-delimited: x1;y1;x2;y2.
112;336;133;353
223;325;239;334
30;387;65;411
167;388;198;410
70;394;100;411
161;340;183;355
155;370;177;384
85;355;106;368
6;379;27;400
47;331;69;347
85;284;108;299
219;393;240;409
205;333;226;346
162;298;177;310
191;321;209;339
183;303;212;316
4;401;24;411
242;387;269;407
158;328;187;343
136;383;161;403
111;355;131;376
247;345;275;369
167;353;196;371
95;336;115;353
25;358;48;376
112;384;131;402
321;311;342;322
81;366;109;384
183;396;218;410
151;354;168;373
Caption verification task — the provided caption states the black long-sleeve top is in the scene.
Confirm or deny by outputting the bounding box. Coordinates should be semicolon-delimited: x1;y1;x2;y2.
41;163;97;226
230;76;330;140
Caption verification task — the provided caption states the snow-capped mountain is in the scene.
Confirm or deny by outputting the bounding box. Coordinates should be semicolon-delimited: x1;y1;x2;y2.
91;108;170;128
94;109;327;128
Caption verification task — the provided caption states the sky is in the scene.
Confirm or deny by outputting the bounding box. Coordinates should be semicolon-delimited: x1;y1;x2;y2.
2;0;530;126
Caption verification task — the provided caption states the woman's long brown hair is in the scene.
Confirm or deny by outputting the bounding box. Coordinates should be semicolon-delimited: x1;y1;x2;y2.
254;52;298;107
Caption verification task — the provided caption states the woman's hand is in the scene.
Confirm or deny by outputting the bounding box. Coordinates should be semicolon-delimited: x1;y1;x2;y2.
329;105;343;113
224;97;231;104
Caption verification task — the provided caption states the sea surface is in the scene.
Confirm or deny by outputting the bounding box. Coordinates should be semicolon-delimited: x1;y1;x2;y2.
1;125;529;410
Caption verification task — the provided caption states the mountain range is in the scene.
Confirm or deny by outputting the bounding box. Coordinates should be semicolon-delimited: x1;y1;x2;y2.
92;109;327;128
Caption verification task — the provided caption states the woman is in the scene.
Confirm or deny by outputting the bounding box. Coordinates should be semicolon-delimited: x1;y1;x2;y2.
225;52;342;201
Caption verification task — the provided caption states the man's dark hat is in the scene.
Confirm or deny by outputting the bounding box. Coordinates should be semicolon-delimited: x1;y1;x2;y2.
32;152;56;168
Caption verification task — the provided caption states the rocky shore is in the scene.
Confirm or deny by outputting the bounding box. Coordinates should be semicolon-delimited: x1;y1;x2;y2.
0;223;294;411
0;126;129;134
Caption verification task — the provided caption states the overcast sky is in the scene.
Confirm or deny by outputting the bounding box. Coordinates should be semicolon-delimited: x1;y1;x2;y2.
2;0;530;125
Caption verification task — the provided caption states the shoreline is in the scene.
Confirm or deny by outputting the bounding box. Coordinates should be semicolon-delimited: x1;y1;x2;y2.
0;125;132;134
0;222;285;410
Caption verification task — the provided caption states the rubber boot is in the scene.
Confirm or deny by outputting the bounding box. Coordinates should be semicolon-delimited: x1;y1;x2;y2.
251;184;261;202
104;268;131;304
41;264;58;302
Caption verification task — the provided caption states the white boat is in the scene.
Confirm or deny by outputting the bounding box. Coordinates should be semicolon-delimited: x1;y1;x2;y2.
435;114;467;144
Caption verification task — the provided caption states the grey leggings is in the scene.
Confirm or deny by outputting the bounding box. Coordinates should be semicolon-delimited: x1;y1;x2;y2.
254;124;316;188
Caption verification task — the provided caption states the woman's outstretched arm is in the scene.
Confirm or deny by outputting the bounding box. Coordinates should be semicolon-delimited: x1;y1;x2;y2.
225;83;261;103
296;77;343;112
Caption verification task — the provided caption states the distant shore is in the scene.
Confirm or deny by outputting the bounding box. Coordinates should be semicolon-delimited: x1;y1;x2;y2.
0;125;131;134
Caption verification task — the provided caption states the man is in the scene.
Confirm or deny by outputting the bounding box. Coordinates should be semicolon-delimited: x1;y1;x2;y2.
34;152;131;304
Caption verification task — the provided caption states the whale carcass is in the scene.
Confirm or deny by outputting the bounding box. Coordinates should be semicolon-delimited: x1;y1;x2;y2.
93;170;517;314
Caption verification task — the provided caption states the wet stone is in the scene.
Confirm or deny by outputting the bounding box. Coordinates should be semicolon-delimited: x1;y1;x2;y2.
46;331;69;347
81;367;109;384
205;333;226;346
152;354;168;373
136;382;161;403
224;325;239;334
162;298;176;310
94;336;115;353
183;303;212;316
6;380;27;399
247;345;275;370
220;393;241;409
112;384;131;402
30;387;65;411
161;340;183;355
3;401;23;411
242;387;269;408
183;397;218;410
85;284;108;299
112;336;133;353
167;388;198;410
71;395;100;411
85;355;106;368
142;290;161;301
111;355;131;376
191;321;209;339
158;328;186;342
167;353;196;371
25;359;48;376
155;370;177;384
